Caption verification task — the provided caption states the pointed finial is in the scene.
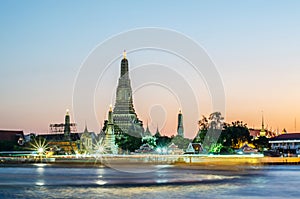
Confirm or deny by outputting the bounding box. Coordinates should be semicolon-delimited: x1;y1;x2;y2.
261;110;264;128
179;108;182;114
109;104;112;112
123;50;126;59
66;109;69;115
84;121;88;132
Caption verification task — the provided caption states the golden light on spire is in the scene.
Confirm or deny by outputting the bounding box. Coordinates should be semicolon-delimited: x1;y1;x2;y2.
123;50;126;59
109;104;112;112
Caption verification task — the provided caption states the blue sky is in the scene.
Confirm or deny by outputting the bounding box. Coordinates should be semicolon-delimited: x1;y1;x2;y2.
1;1;300;137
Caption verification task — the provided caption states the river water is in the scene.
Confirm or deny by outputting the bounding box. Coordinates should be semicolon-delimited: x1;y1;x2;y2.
0;164;299;198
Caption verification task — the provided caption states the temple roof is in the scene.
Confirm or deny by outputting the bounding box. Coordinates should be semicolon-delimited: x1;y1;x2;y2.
269;133;300;141
37;133;80;142
0;130;24;141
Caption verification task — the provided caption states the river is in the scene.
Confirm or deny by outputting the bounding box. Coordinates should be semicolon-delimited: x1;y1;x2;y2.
0;164;299;198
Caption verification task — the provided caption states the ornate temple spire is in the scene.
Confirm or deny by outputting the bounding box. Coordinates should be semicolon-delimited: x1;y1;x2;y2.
260;111;266;137
108;104;113;125
103;106;118;154
64;109;71;138
113;51;144;136
144;120;152;136
123;50;126;59
155;124;161;137
120;50;128;77
262;111;265;130
177;109;184;137
84;121;88;133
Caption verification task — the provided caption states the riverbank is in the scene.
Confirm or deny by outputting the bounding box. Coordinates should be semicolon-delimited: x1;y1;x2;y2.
1;154;300;166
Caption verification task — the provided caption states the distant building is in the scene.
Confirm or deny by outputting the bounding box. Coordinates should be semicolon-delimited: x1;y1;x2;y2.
134;143;155;154
168;143;184;155
38;110;80;154
249;114;276;139
177;109;184;137
236;144;258;154
0;130;25;150
80;125;97;154
185;143;203;154
269;133;300;156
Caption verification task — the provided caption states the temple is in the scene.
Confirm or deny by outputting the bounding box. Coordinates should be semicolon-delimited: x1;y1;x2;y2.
103;106;118;154
177;109;184;137
144;122;152;137
260;113;266;137
113;51;144;137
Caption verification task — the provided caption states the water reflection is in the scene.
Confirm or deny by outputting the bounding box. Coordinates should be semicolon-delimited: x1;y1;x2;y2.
0;165;299;198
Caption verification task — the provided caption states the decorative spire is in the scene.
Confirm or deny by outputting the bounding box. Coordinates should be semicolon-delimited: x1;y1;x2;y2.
260;111;266;137
123;50;126;59
144;120;152;136
261;111;265;131
66;109;69;115
84;121;88;132
146;120;149;130
108;105;113;125
177;109;184;137
155;124;161;137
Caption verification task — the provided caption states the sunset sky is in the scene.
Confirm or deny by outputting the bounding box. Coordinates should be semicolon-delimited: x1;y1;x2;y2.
1;1;300;138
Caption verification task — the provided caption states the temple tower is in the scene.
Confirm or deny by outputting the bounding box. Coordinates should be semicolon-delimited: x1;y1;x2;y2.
260;112;266;137
113;51;144;137
144;121;152;137
177;109;184;137
103;106;118;154
64;109;71;139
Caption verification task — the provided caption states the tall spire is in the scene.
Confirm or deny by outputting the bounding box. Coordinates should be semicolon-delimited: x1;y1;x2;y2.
155;124;161;137
113;51;144;136
108;105;113;125
84;121;88;132
260;111;266;137
120;50;128;77
262;111;264;130
177;109;184;137
64;109;71;138
144;120;152;137
123;50;126;59
103;105;118;154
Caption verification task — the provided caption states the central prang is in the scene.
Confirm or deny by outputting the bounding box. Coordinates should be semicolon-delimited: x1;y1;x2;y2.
112;50;144;137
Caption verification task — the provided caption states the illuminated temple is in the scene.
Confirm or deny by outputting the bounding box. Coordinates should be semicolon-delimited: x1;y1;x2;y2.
103;106;118;154
112;51;144;137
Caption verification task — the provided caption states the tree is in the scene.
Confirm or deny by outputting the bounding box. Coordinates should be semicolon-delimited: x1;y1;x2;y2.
193;115;209;143
209;112;224;130
202;112;224;152
156;136;172;148
221;121;251;149
115;133;142;152
171;135;191;149
253;136;269;151
142;136;157;148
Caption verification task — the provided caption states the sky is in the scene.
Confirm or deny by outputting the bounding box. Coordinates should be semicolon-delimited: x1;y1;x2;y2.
1;0;300;138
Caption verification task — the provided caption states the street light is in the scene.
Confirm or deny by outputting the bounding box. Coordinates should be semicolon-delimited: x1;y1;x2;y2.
38;147;44;154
